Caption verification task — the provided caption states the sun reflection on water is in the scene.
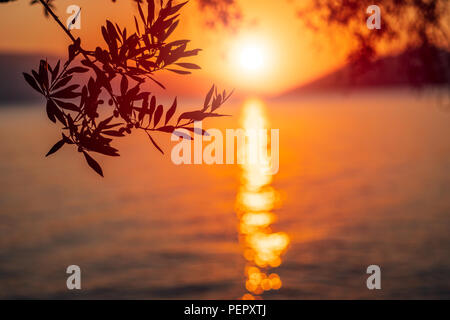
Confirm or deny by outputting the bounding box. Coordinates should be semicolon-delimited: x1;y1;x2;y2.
235;99;290;300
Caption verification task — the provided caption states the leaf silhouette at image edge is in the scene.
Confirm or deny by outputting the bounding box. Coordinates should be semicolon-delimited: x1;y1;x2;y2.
83;151;104;177
146;132;164;154
45;139;65;157
165;97;177;125
18;0;232;178
23;72;43;94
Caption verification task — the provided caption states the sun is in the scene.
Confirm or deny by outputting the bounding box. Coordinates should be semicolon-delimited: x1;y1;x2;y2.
228;36;273;85
239;45;265;72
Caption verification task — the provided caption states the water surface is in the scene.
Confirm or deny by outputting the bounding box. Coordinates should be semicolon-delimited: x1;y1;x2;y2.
0;90;449;299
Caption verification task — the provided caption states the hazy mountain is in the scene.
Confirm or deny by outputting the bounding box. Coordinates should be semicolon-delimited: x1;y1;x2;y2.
0;52;210;105
279;46;450;98
1;47;449;103
0;53;60;103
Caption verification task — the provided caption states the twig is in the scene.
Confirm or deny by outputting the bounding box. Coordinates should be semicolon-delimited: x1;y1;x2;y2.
38;0;120;110
38;0;77;44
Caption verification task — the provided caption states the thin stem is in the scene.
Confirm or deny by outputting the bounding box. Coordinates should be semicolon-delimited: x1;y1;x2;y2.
38;0;91;63
37;0;227;141
38;0;120;111
38;0;77;44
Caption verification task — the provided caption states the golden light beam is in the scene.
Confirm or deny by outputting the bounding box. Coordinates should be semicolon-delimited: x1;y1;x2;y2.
235;99;289;299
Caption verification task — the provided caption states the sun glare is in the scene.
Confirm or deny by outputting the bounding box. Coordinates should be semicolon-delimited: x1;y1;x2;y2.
239;45;265;72
228;35;275;88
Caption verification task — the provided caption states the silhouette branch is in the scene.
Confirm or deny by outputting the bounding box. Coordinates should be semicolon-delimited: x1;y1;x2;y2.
21;0;232;177
38;0;77;44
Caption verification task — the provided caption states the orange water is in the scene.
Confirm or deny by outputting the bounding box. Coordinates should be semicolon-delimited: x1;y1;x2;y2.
1;90;449;299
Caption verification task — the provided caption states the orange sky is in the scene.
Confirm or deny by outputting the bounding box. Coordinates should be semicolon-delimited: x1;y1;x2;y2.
0;0;352;96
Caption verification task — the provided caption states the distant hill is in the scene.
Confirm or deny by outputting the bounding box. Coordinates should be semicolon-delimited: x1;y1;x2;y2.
0;52;209;105
0;53;60;103
279;46;450;98
2;47;449;103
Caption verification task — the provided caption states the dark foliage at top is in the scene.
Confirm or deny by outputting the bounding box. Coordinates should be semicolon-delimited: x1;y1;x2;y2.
197;0;241;29
20;0;231;176
298;0;450;76
1;0;242;27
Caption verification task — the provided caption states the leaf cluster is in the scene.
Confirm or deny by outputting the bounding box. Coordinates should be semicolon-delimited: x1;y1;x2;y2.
23;0;231;176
